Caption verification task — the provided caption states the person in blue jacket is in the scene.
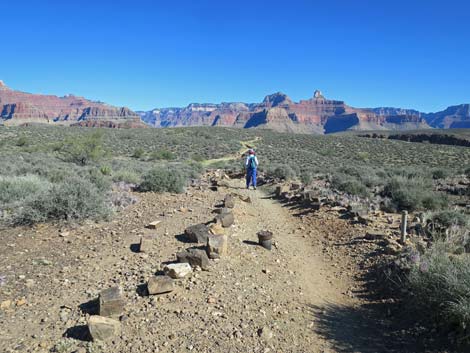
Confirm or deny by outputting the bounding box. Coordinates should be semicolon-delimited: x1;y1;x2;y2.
245;149;259;190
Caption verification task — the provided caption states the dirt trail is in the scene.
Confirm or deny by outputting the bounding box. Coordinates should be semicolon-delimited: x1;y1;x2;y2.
0;174;418;353
202;137;260;166
229;179;405;353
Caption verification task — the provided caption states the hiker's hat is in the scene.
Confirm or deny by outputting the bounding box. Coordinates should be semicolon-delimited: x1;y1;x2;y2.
248;149;255;155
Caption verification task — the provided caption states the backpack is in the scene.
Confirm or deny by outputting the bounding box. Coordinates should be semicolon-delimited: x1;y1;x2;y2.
248;156;257;170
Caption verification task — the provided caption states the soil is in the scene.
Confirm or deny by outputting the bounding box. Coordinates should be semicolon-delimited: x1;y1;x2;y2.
0;175;432;353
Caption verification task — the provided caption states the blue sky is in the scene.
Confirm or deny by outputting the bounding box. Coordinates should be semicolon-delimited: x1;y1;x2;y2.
1;0;469;112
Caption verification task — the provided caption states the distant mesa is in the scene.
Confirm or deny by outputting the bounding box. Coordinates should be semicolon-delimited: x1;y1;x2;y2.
0;81;145;128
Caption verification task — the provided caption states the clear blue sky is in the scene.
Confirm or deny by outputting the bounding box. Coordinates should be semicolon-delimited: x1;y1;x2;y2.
1;0;469;112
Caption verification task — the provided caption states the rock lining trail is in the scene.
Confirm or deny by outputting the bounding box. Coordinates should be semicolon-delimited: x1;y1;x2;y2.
0;173;419;353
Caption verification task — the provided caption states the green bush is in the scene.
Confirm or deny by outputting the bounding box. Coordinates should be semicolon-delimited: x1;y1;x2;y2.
112;169;141;184
16;135;29;147
14;176;111;225
331;173;369;197
60;131;107;165
139;167;185;193
100;165;112;176
132;147;145;159
408;240;470;341
427;210;469;229
432;168;449;180
150;149;176;161
383;175;446;211
268;164;296;180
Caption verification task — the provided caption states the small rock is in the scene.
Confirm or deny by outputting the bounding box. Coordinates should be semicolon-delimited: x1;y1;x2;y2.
146;221;161;229
176;249;210;270
164;263;192;279
224;194;235;209
147;276;174;295
139;235;155;253
207;234;228;259
99;286;125;318
1;300;11;310
209;223;225;235
88;315;121;341
258;326;273;341
215;212;234;228
185;224;210;243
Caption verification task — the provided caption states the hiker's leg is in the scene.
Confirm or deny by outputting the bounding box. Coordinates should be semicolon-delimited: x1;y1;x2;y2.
252;168;257;188
246;170;252;188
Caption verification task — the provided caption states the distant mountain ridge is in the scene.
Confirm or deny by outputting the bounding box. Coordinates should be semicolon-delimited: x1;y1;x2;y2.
1;81;468;133
0;81;145;128
138;90;443;133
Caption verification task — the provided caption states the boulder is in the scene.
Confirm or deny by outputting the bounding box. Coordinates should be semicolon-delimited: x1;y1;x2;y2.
215;212;234;228
88;316;120;341
164;263;192;279
99;286;125;318
147;276;174;295
176;249;210;270
184;224;210;243
207;234;228;259
224;194;235;208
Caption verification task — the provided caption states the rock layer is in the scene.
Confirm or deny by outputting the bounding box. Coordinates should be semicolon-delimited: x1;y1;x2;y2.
139;90;434;133
0;81;143;127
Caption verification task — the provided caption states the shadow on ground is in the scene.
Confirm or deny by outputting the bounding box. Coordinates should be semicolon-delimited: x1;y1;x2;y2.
308;301;424;353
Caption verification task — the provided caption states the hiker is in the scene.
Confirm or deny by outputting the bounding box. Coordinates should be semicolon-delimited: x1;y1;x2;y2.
245;149;259;190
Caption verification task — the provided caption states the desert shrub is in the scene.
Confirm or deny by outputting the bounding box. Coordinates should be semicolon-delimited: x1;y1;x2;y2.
268;164;296;180
132;147;145;159
427;210;469;229
0;175;49;206
408;238;470;341
60;131;107;165
150;149;176;161
383;175;446;211
139;167;185;193
100;165;112;176
112;169;141;184
331;173;369;197
14;176;111;225
432;168;449;180
16;135;29;147
300;171;313;185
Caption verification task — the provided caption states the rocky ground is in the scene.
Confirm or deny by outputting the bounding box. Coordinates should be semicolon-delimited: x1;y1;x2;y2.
0;174;440;353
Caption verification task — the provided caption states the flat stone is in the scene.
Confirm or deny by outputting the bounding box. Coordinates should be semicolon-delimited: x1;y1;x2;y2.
215;212;234;228
147;276;174;295
139;235;155;253
176;249;210;270
365;231;387;240
224;194;235;208
164;263;192;279
99;286;125;318
207;234;228;259
146;221;161;229
184;224;210;243
88;315;120;341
